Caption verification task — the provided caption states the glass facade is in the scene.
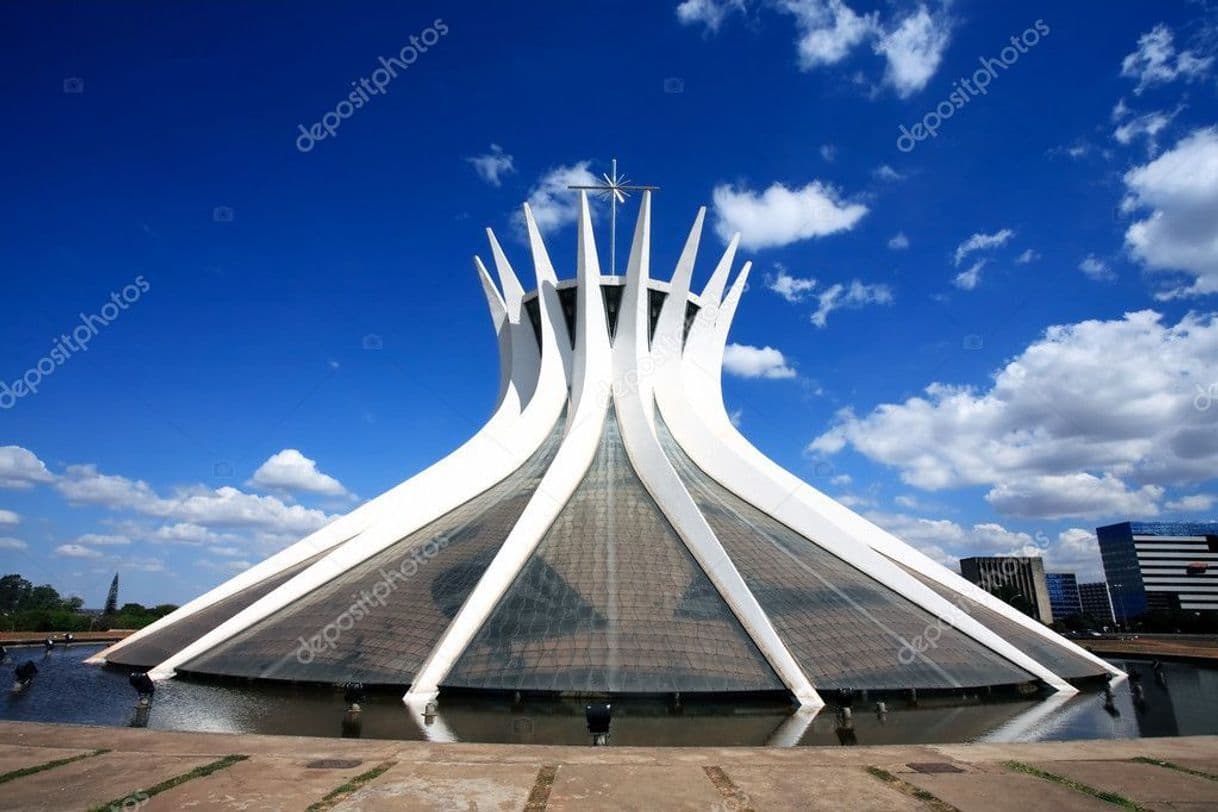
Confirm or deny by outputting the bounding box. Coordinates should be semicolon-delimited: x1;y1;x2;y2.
445;410;783;694
657;418;1035;691
896;563;1108;679
179;418;566;686
106;547;332;669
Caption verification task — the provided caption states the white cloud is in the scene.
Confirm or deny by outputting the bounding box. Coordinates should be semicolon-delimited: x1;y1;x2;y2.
76;533;130;546
1123;127;1218;298
729;408;744;427
1166;493;1216;512
1121;23;1213;95
1078;254;1115;281
0;447;54;489
0;509;19;525
0;537;27;551
953;228;1014;266
811;280;893;328
676;0;747;32
819;144;837;162
811;310;1218;519
712;180;867;249
518;162;600;234
873;164;905;181
1112;98;1131;122
1015;248;1039;264
1114;108;1178;153
56;465;337;536
873;4;952;98
248;449;349;497
953;259;985;291
465;144;515;187
723;343;798;379
55;543;102;559
780;0;876;69
986;474;1164;520
888;232;910;250
766;263;817;302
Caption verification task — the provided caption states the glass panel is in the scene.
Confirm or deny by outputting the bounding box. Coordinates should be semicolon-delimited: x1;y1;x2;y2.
895;563;1109;679
179;418;566;686
657;418;1035;691
445;409;783;694
106;547;332;670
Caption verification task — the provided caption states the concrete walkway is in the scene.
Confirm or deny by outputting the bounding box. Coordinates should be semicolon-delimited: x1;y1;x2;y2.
1;721;1216;811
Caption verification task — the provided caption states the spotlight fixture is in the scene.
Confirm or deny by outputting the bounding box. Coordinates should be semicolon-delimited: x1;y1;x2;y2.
585;702;612;746
343;682;366;713
129;671;156;707
14;660;37;690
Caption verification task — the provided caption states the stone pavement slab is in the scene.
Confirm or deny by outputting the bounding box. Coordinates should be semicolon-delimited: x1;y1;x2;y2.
0;751;213;812
331;761;536;812
545;764;725;811
727;764;924;811
903;769;1113;812
143;754;372;812
0;744;91;777
1031;759;1218;809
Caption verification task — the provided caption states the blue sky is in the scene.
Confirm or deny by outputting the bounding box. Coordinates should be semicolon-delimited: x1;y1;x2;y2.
1;0;1216;606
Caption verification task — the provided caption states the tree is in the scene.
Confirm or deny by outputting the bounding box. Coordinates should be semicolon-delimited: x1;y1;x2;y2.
27;584;63;610
0;574;32;612
990;583;1036;619
103;573;119;617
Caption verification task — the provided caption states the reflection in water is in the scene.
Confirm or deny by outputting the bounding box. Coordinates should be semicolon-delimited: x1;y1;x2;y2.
3;646;1217;747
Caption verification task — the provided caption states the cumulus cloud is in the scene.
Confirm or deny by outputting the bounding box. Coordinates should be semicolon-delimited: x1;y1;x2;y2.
465;144;515;187
1166;493;1216;512
1078;254;1115;281
1113;108;1179;153
953;228;1014;266
888;232;910;250
810;280;893;327
780;0;876;69
873;4;952;98
0;537;27;551
248;449;350;497
55;543;102;559
1015;249;1039;264
766;263;817;302
873;164;905;182
1123;127;1218;298
75;533;130;546
676;0;747;32
811;310;1218;520
0;509;19;525
518;162;600;234
56;464;337;536
712;180;867;249
1120;23;1213;95
723;343;798;378
953;259;985;291
0;447;54;489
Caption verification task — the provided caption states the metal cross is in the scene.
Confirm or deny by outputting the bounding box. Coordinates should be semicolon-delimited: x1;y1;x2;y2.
569;158;659;276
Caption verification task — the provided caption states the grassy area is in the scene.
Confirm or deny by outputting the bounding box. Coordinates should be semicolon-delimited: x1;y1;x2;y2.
87;754;248;812
1132;756;1218;782
525;764;559;812
306;761;396;812
864;766;960;812
0;748;109;786
1004;761;1149;810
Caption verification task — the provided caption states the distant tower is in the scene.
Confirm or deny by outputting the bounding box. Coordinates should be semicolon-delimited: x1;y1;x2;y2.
103;573;119;617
